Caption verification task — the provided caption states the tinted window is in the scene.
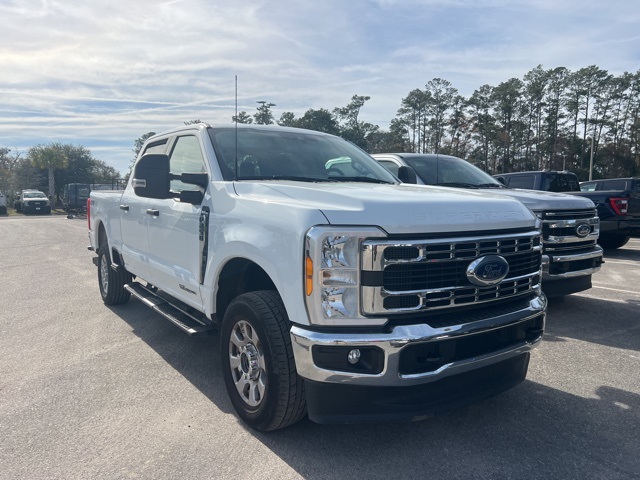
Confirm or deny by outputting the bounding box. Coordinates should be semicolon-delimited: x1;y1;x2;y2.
580;182;597;192
405;155;500;186
169;136;206;192
541;173;579;192
142;139;168;156
601;180;628;190
506;175;535;189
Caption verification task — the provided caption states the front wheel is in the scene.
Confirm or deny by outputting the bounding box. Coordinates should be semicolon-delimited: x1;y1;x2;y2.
97;242;131;305
220;291;306;431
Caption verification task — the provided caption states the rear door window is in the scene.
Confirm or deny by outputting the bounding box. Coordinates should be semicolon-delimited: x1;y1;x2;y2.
600;180;628;190
506;175;535;189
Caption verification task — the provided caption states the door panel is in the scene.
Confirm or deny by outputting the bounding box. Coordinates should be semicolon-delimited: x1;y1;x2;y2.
119;189;149;280
146;135;207;308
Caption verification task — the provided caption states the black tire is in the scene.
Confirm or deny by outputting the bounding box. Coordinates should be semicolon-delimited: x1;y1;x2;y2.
598;233;630;250
220;291;306;431
97;242;132;305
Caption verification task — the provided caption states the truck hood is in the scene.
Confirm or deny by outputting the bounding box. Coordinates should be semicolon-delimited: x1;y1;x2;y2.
490;188;596;211
233;182;536;235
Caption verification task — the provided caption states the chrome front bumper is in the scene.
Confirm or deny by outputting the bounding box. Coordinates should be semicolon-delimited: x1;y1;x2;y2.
291;294;546;387
541;246;603;280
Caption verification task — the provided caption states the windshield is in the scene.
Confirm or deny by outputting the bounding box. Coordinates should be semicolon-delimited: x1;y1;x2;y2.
541;173;580;192
208;127;397;184
404;155;502;188
24;192;47;199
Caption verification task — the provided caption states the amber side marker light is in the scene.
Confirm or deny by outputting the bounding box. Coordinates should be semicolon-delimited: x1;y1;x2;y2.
305;255;314;296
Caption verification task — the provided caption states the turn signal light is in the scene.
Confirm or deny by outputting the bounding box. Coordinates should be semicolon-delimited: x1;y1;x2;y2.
305;255;314;296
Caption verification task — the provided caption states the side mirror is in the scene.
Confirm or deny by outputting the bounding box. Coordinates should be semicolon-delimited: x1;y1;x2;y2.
133;154;171;199
495;176;506;185
397;166;418;184
179;190;204;205
176;172;209;188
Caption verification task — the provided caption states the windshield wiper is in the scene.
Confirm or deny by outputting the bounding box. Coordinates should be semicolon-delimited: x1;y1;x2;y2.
476;183;505;189
326;176;395;184
238;175;328;183
437;182;480;189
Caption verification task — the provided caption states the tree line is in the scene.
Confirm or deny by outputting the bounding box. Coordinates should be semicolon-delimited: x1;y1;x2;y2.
3;63;638;204
0;144;121;207
237;65;640;180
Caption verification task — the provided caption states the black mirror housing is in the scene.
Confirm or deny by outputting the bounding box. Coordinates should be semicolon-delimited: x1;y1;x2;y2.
179;190;204;205
397;166;418;184
133;154;171;199
178;172;209;188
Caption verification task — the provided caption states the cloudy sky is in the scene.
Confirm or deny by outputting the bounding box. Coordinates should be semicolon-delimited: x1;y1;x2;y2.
1;0;639;174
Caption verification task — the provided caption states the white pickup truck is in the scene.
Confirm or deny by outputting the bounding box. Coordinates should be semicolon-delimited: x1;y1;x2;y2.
89;123;547;431
372;153;603;297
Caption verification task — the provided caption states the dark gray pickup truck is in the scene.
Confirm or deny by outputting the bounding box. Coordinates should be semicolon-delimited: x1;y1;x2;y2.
493;171;640;250
373;154;603;297
572;177;640;249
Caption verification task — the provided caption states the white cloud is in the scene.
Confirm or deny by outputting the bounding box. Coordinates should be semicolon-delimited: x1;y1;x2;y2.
1;0;638;173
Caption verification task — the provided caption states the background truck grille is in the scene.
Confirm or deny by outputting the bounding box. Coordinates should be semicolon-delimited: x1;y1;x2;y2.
539;209;600;255
361;230;542;315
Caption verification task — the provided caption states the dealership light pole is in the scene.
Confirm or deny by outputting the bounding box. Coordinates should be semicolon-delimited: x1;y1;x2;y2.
588;134;595;181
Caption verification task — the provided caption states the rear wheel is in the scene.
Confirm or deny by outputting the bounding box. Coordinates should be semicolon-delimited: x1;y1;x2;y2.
97;242;131;305
220;291;306;431
598;233;630;250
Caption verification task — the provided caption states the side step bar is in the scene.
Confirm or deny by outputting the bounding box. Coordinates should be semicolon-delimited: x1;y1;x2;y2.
124;282;215;335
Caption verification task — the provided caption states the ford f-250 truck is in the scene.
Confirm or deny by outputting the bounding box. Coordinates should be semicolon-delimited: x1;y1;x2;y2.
373;154;603;297
88;123;546;431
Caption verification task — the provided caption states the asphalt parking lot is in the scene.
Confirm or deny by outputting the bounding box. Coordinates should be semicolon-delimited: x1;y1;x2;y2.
1;216;638;480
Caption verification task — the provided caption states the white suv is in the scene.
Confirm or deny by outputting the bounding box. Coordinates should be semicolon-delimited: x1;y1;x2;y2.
0;191;7;214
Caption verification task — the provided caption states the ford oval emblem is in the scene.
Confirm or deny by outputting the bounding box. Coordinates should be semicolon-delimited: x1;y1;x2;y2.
575;223;591;238
466;255;510;286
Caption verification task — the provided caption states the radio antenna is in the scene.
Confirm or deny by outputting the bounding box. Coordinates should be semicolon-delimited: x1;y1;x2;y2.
234;75;238;181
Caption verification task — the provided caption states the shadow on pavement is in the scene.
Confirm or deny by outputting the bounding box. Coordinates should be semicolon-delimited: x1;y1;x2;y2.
107;299;640;479
545;294;640;352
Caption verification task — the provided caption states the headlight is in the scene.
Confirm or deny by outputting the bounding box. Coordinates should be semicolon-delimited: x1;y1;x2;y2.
304;226;386;326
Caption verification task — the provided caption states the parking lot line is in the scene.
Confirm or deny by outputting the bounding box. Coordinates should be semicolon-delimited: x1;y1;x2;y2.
589;285;640;296
602;260;640;266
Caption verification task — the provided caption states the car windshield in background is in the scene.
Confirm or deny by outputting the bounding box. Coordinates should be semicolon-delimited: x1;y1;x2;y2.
541;173;580;192
208;127;397;184
404;155;503;188
24;192;47;199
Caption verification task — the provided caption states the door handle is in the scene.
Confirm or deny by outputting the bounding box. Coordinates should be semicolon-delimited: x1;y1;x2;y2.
146;209;160;216
119;205;130;211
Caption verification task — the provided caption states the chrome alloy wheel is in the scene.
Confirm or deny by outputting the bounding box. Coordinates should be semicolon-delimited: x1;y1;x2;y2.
228;319;266;407
100;252;110;294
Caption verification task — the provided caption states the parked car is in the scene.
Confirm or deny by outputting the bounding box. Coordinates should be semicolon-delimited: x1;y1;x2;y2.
494;170;581;192
372;153;602;297
571;177;640;249
18;189;51;215
0;191;7;214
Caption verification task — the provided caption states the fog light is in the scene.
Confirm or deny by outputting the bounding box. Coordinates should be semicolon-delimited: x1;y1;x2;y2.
347;349;361;365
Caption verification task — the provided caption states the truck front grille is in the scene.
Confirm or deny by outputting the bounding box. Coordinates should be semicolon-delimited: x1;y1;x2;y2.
540;209;600;254
361;230;542;315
